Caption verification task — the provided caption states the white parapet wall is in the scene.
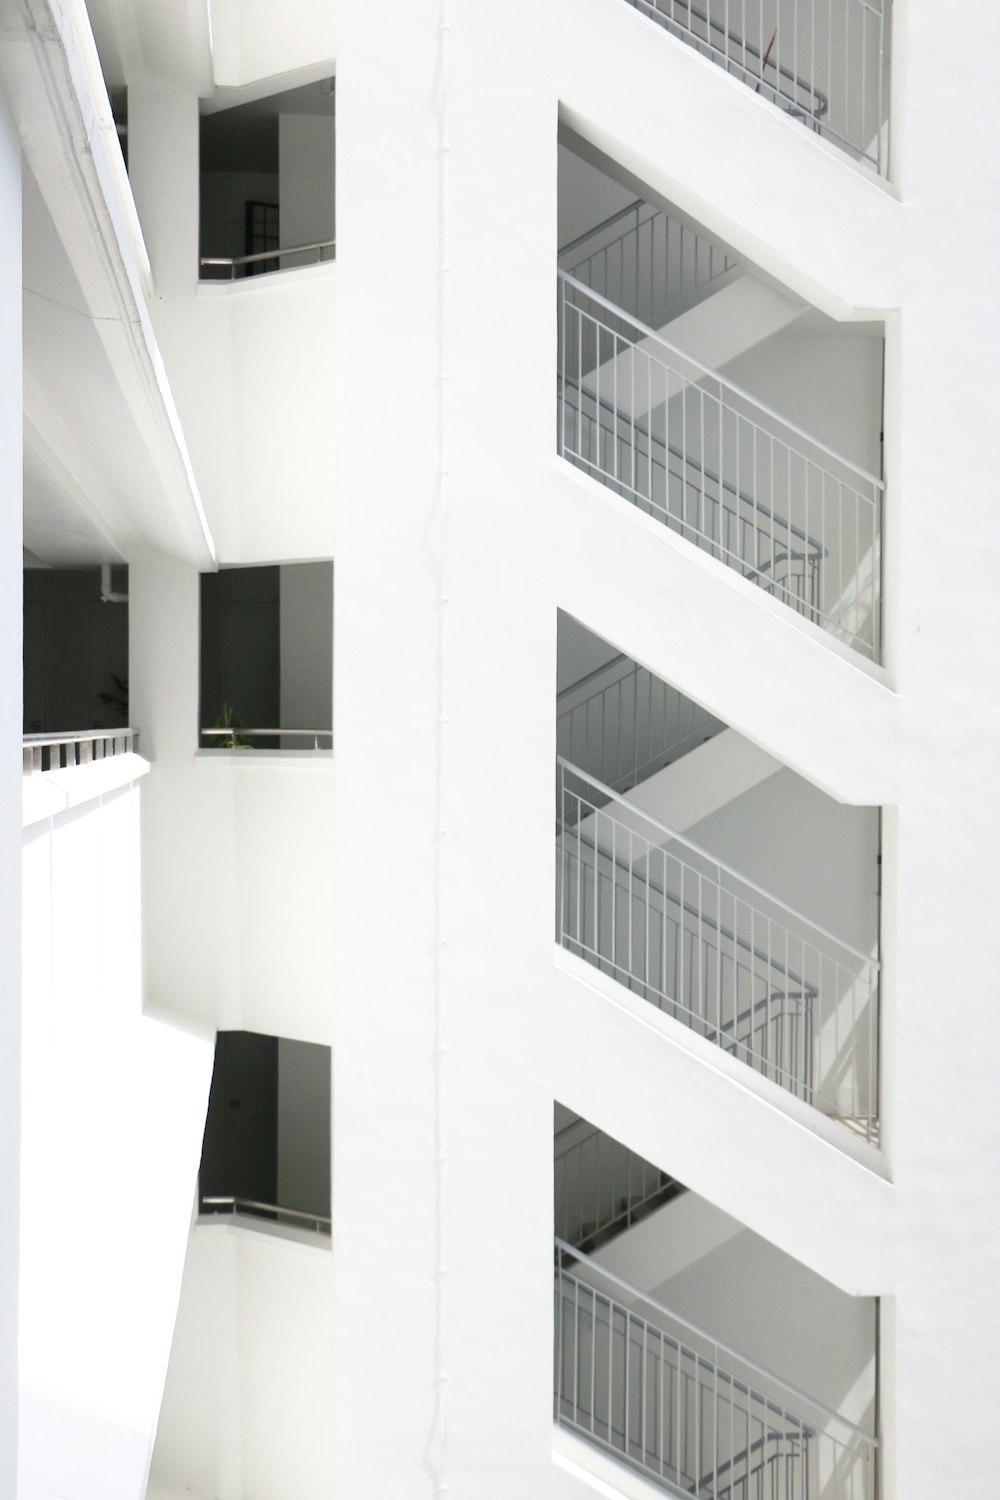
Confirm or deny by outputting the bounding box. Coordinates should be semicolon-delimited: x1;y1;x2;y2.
19;769;215;1500
149;1222;333;1500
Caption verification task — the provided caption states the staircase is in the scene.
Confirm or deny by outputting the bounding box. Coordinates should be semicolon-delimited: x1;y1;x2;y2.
552;1124;877;1500
620;0;891;176
554;1239;876;1500
553;653;880;1141
556;203;884;664
553;16;886;1499
555;1114;686;1256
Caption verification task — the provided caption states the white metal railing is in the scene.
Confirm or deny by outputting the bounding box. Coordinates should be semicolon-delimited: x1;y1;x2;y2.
560;200;736;332
555;1119;682;1250
558;653;724;796
555;1239;877;1500
22;729;137;776
199;238;336;279
556;759;879;1139
200;728;333;750
200;1194;331;1236
623;0;891;177
558;273;883;662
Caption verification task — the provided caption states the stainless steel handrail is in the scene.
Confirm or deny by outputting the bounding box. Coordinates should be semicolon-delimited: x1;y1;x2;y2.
199;238;336;278
201;1195;331;1232
23;729;137;775
558;199;646;260
558;757;878;966
566;376;830;561
200;727;332;749
556;652;631;706
560;272;882;489
23;729;136;745
560;813;820;1005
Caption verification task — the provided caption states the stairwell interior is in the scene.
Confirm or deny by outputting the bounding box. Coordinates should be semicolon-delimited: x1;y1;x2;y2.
557;140;886;665
553;1111;879;1500
554;42;889;1489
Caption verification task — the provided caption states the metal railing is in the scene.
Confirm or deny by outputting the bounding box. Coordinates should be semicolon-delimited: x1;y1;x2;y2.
200;727;333;750
558;273;883;662
555;1239;877;1500
558;652;724;797
200;1195;331;1236
556;759;879;1138
199;238;336;280
560;200;736;332
23;729;137;775
555;1118;683;1251
624;0;891;177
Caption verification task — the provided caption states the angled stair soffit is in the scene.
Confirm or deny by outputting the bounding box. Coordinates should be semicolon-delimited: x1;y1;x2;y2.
549;464;899;808
547;957;893;1295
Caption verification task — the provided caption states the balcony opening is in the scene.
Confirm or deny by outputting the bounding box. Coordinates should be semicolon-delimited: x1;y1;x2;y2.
199;562;333;751
22;560;135;773
199;1030;331;1240
556;614;881;1143
619;0;891;177
199;80;335;280
558;141;886;663
553;1108;879;1498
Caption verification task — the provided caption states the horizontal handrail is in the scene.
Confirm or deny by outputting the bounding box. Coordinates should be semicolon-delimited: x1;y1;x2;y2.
558;756;878;968
558;199;646;260
201;727;332;748
23;729;137;745
201;1195;331;1230
23;729;137;776
556;652;631;706
555;1237;875;1443
560;272;883;491
200;238;336;278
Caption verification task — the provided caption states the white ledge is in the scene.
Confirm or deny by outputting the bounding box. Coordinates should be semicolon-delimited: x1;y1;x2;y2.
22;752;150;828
195;1213;331;1254
194;749;333;766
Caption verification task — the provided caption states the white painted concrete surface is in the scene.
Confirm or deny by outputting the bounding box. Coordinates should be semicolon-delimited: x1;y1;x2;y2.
19;780;214;1500
150;1224;333;1500
0;75;21;1500
333;4;1000;1500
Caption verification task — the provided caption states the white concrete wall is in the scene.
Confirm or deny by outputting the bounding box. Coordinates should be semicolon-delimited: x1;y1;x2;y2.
150;1225;333;1500
128;81;335;564
0;76;21;1500
19;779;214;1500
131;552;334;1046
209;0;336;89
334;3;1000;1499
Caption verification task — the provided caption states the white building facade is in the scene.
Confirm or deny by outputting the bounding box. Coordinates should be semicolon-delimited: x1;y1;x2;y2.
3;1;1000;1498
